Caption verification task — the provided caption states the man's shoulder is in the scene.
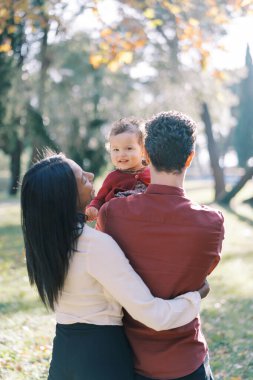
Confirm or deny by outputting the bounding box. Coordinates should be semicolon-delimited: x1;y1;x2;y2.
105;194;133;208
101;191;224;228
188;201;224;226
191;201;223;216
101;192;143;215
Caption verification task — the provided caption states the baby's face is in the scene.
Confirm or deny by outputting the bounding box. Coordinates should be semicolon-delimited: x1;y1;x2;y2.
110;132;143;171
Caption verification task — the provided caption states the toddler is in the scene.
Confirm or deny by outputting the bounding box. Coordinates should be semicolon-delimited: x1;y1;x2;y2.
86;117;150;221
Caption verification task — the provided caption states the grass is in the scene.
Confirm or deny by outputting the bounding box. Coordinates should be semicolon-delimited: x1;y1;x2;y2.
0;178;253;380
185;179;253;379
0;194;55;380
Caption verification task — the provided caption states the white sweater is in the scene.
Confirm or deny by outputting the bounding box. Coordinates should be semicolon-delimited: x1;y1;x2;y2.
55;225;201;331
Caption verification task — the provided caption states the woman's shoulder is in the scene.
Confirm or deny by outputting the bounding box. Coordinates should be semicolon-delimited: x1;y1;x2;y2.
77;225;122;260
80;224;116;246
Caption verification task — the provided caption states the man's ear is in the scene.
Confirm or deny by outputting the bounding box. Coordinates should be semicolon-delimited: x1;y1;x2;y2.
185;151;195;168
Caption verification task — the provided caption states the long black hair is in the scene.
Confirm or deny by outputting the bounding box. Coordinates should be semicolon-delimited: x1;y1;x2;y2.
21;152;85;310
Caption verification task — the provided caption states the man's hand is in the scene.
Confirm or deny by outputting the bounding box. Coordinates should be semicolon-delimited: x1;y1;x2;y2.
197;280;210;299
85;206;98;222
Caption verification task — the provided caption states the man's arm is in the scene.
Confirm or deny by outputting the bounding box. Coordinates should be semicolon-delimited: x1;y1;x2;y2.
86;231;206;331
208;211;225;275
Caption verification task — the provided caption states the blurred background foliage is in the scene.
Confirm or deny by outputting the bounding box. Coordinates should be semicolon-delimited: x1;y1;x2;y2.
0;0;253;203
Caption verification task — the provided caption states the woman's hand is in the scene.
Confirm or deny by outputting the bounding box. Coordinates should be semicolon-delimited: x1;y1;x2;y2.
85;206;98;222
197;280;210;299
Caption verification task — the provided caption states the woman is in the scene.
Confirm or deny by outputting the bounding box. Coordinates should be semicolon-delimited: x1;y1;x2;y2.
21;151;209;380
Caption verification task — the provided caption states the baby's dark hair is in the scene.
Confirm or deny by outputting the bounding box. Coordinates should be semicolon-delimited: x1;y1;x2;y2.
109;117;144;145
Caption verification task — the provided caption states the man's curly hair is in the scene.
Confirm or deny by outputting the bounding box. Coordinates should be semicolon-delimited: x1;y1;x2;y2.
145;111;196;173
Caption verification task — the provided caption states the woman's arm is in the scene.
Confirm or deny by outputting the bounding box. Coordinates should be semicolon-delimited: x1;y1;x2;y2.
86;232;208;331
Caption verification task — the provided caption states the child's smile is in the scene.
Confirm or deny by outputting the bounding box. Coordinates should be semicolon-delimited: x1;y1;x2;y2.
110;132;144;171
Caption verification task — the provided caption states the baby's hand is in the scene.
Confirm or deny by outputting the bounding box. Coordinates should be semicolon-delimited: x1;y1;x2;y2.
85;206;98;222
198;280;210;299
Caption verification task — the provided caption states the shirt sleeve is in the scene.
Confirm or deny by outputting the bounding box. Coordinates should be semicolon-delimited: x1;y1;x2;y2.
141;166;151;185
208;211;224;274
96;202;108;232
87;173;114;210
86;232;201;331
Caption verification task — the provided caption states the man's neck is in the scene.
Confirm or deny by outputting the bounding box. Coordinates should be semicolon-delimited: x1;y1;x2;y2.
150;164;185;188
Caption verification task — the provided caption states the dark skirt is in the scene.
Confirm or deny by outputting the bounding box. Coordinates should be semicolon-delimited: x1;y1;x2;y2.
48;323;135;380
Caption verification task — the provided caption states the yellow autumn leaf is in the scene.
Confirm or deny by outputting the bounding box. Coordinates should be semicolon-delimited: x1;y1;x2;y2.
0;8;8;18
241;0;253;6
163;3;181;15
100;41;110;50
89;54;104;69
91;6;99;15
14;15;22;24
101;28;112;38
118;51;133;64
179;34;189;41
213;70;228;80
7;25;17;34
200;58;208;70
206;6;219;17
120;40;133;50
0;43;12;53
144;8;155;19
200;48;210;70
195;39;202;49
30;25;37;33
188;18;199;26
230;377;242;380
134;39;147;48
108;59;120;72
179;26;194;40
149;18;163;27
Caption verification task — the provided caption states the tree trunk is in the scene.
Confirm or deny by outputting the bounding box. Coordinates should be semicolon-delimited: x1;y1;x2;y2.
9;137;22;195
201;102;226;200
218;167;253;205
38;21;49;112
27;104;59;167
156;15;179;76
30;17;50;164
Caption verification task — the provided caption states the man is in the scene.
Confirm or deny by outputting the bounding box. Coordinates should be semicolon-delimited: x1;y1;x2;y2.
97;111;224;380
